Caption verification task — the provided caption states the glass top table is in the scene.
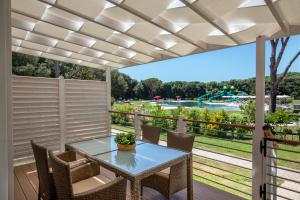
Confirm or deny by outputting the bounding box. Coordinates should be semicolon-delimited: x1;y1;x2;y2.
66;135;192;200
95;142;187;176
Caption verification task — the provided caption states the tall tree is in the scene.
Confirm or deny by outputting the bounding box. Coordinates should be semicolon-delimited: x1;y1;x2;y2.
142;78;162;99
111;70;128;99
268;37;300;112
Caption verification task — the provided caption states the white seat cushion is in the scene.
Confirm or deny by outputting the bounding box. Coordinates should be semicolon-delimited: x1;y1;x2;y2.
69;158;88;169
72;174;111;195
159;167;170;175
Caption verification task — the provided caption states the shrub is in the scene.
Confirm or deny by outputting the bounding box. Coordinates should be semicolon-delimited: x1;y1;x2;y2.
240;101;255;123
112;103;135;126
208;109;230;137
265;108;291;124
148;105;172;130
114;133;136;145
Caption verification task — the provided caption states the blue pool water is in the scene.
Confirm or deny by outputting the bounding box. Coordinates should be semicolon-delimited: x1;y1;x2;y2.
158;101;240;111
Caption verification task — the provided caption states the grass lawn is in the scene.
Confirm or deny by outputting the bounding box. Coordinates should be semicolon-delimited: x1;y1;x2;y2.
293;99;300;104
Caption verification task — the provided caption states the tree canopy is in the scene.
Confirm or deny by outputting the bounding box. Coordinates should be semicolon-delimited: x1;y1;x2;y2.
12;52;300;101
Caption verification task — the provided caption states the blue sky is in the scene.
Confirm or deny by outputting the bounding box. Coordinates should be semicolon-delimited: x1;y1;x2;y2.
120;35;300;82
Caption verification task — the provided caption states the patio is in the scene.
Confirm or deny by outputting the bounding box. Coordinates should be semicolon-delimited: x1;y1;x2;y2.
1;0;300;200
14;163;243;200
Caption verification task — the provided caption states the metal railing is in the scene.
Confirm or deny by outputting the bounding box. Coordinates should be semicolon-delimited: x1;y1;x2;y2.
110;110;255;199
264;137;300;200
110;110;300;200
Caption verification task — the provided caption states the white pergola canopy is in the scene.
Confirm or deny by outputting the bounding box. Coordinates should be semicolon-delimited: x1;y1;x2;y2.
1;1;300;200
11;0;300;70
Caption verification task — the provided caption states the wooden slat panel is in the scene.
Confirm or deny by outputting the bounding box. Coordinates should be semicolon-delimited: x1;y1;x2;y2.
65;78;108;142
12;76;108;161
12;76;60;160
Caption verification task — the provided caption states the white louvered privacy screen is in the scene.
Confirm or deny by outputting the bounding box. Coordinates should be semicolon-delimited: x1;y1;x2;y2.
12;76;108;163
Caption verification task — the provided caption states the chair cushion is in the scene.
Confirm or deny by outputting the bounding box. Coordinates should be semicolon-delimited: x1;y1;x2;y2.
72;174;111;195
159;167;170;175
69;158;88;169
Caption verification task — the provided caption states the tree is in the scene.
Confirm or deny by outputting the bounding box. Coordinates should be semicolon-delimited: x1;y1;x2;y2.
111;70;128;99
268;37;300;112
123;74;138;99
133;82;145;99
142;78;162;99
12;63;51;77
12;52;39;67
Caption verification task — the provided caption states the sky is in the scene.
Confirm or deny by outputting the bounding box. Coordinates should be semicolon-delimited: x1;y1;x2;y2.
119;35;300;82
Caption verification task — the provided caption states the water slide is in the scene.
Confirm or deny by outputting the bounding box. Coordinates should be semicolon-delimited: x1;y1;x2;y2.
208;92;225;102
198;89;244;105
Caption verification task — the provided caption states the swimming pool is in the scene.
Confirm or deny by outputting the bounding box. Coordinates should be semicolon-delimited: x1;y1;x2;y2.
157;100;241;111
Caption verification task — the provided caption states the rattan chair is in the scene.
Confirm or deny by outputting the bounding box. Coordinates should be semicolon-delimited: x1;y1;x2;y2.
31;140;91;200
49;151;127;200
142;124;161;144
141;131;195;199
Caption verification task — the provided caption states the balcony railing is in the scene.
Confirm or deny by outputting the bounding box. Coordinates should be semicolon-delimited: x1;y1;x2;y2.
110;110;300;200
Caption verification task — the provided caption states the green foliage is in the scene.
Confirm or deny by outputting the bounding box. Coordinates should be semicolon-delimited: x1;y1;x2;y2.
141;78;162;99
265;108;292;124
12;52;300;101
148;106;172;130
12;52;39;67
111;70;129;99
240;101;256;123
111;104;135;125
13;64;51;77
114;133;136;145
12;52;105;80
112;103;252;139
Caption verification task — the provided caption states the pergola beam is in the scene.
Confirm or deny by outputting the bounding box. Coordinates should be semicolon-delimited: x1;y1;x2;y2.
180;0;241;45
37;0;181;57
12;27;134;67
12;10;147;64
264;0;290;35
106;0;207;51
12;44;108;69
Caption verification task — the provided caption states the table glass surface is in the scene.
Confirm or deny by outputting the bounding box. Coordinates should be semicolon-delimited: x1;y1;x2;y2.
68;136;144;156
95;143;188;176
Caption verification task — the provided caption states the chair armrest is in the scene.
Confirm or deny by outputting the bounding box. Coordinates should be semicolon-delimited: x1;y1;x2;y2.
71;161;100;183
73;177;127;200
56;150;77;162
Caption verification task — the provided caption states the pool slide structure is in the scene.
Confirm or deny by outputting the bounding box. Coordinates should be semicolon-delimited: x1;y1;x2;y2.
198;87;247;106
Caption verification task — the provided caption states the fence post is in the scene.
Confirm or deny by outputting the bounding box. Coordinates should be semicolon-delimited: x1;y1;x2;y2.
177;116;186;134
0;0;13;198
106;67;112;135
134;110;142;139
253;36;266;200
58;76;66;151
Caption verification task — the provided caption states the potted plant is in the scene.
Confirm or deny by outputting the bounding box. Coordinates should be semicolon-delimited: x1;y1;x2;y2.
114;133;136;151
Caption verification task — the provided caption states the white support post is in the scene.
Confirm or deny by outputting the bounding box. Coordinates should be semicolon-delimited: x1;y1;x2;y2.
253;36;266;200
59;76;66;151
134;110;142;139
177;116;187;134
0;0;13;199
106;67;112;135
